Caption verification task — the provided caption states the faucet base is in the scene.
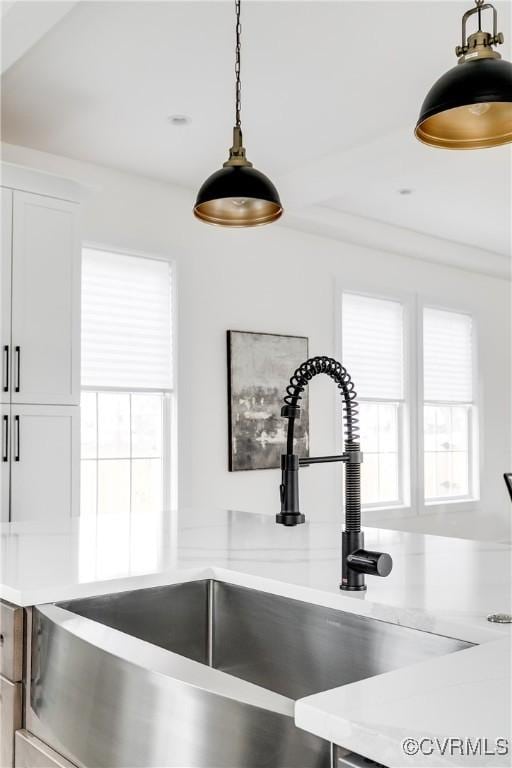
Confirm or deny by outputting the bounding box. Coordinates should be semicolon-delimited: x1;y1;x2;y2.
341;530;367;590
340;583;367;591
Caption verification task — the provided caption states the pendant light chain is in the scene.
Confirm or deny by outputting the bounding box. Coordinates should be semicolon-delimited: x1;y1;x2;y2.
235;0;242;128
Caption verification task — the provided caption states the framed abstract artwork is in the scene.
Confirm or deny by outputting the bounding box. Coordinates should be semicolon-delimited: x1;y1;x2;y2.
227;330;309;471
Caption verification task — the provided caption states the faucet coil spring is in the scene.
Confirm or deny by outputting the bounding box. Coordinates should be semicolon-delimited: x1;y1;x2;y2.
282;356;361;531
284;356;360;443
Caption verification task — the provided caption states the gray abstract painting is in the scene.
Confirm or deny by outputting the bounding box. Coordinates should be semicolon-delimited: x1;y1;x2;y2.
227;331;309;471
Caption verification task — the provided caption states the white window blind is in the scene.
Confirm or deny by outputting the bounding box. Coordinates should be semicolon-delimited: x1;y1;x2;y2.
82;249;172;390
423;308;473;402
342;293;403;399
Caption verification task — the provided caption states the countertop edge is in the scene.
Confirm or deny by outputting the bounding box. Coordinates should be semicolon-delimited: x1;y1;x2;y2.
295;637;512;768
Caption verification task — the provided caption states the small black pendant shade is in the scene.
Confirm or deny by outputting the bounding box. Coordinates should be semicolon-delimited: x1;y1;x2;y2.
194;130;282;227
415;0;512;149
194;0;282;227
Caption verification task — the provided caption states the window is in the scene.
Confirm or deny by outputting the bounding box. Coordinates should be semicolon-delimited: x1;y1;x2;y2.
340;288;478;512
81;248;174;525
342;293;405;508
423;307;475;502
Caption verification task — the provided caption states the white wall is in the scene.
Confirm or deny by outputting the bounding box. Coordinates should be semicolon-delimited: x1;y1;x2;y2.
2;142;510;538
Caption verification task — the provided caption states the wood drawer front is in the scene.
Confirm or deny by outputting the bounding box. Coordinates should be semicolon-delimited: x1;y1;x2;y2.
15;731;78;768
0;675;22;767
0;601;24;681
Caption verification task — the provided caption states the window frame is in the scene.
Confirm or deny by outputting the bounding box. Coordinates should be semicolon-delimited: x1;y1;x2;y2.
356;398;406;511
81;242;178;514
336;283;413;514
337;281;480;517
417;297;480;513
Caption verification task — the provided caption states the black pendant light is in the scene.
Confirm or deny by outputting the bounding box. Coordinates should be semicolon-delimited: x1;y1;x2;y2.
194;0;282;226
415;0;512;149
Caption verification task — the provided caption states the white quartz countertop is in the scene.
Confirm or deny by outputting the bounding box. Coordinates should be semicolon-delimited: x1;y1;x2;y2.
1;508;511;767
297;637;511;767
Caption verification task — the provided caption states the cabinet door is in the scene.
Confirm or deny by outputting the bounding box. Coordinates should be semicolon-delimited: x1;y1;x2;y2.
0;600;24;682
0;675;22;768
15;731;78;768
1;188;12;405
11;192;80;406
10;405;79;523
1;403;9;522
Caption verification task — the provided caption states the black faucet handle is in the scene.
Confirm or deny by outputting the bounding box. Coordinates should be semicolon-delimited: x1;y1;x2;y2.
341;530;392;590
347;549;393;578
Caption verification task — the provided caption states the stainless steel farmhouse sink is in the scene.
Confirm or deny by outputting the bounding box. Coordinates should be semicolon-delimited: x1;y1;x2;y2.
30;581;473;768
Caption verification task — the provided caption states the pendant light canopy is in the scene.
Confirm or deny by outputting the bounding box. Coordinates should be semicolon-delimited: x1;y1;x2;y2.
194;0;282;226
415;0;512;149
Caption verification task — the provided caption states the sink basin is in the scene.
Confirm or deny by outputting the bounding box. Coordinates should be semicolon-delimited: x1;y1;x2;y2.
30;580;473;768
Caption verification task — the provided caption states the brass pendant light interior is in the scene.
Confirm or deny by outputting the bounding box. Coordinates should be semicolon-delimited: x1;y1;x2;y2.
416;101;512;149
415;0;512;149
195;196;283;227
194;1;282;226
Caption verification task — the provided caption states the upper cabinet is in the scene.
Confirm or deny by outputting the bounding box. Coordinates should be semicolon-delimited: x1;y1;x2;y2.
1;164;82;523
10;191;80;405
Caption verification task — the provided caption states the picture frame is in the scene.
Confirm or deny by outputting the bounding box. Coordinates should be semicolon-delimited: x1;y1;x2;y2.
227;330;309;471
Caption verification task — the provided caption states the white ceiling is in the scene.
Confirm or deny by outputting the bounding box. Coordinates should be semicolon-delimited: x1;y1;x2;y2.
1;1;511;260
323;130;512;256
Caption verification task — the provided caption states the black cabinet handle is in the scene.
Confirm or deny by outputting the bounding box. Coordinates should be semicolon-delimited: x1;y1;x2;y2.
14;415;20;462
2;346;8;393
504;473;512;502
14;346;20;393
2;415;7;462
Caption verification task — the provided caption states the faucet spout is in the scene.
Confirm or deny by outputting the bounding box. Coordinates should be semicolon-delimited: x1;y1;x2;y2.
276;356;393;592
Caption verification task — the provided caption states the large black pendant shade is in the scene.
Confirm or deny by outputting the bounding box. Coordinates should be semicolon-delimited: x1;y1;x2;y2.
194;130;282;227
415;1;512;149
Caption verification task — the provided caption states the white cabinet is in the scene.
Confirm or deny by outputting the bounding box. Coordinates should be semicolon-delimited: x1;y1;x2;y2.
11;191;80;406
1;403;79;523
1;188;12;404
1;403;9;522
1;165;82;523
9;405;79;523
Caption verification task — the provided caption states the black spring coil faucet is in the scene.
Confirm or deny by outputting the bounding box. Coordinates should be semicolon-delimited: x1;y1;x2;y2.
276;356;392;591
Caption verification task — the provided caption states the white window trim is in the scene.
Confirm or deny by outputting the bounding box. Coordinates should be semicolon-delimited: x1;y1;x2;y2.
336;280;480;517
82;242;178;513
